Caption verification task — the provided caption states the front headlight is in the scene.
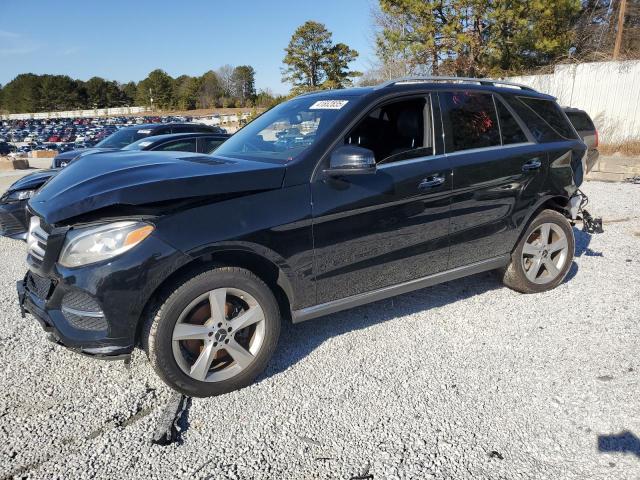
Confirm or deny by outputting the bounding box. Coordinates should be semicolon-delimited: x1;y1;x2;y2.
59;221;154;268
6;189;35;201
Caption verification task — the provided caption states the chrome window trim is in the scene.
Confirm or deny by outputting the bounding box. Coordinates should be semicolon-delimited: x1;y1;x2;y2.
378;142;535;168
61;306;105;318
377;153;447;170
444;142;535;157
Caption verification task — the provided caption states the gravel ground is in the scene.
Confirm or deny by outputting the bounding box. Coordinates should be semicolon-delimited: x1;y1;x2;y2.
0;180;638;480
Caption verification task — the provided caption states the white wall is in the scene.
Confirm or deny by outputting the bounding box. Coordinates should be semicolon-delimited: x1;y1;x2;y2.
0;106;149;121
508;61;640;144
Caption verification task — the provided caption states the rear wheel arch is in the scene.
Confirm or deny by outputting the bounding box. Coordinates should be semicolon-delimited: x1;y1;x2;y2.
513;195;570;252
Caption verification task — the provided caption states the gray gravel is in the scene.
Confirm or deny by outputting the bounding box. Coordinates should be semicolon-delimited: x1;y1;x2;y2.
0;180;639;480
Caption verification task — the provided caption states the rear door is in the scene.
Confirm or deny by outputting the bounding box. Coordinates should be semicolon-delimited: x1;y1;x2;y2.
441;90;548;268
311;94;452;303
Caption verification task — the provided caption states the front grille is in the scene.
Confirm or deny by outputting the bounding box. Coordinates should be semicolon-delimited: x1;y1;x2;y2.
26;272;52;300
26;216;49;263
61;291;107;332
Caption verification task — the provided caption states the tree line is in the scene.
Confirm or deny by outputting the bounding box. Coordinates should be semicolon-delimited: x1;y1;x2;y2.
2;1;639;114
363;0;640;83
0;65;281;114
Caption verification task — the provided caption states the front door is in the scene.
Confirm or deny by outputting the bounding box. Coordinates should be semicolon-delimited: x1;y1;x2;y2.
311;95;452;304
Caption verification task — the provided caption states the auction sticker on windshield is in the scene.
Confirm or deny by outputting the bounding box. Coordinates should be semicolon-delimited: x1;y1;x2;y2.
309;100;349;110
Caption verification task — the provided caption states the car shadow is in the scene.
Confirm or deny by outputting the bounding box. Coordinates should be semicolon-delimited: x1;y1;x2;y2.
261;270;505;381
574;227;603;258
260;229;596;382
598;431;640;458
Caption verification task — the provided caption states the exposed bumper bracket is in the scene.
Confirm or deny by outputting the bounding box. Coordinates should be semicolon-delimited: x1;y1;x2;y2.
568;190;604;234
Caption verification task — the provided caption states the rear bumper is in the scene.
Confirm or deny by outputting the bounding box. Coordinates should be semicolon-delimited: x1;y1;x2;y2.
0;200;28;240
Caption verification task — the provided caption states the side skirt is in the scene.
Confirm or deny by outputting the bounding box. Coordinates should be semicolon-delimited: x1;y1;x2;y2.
291;255;510;323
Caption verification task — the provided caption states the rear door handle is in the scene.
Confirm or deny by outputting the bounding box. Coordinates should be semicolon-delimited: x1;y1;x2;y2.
418;175;445;190
522;159;542;172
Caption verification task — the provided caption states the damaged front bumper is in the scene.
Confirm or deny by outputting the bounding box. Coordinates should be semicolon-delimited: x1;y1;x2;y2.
18;273;134;361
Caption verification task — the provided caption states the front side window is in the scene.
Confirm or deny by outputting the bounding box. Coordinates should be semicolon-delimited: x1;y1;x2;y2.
214;96;356;162
344;97;431;164
441;91;500;152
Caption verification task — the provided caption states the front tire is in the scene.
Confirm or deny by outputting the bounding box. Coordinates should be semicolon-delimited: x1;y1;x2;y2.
143;267;280;397
501;209;575;294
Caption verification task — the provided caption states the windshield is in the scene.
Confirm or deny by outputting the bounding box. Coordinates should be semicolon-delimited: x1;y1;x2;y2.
95;127;154;149
213;96;355;162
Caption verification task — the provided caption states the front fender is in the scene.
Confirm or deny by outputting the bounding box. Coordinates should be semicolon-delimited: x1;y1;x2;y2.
152;184;315;309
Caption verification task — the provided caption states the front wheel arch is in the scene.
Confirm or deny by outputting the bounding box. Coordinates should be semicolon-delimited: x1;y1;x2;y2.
135;248;294;346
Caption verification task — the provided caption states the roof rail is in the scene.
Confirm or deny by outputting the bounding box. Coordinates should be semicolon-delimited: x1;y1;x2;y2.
375;76;536;92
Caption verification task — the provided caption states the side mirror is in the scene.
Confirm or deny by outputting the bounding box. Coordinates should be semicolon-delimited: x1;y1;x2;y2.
326;145;376;176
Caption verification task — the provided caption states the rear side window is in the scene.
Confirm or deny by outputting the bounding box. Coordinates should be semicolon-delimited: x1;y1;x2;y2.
153;139;197;152
565;111;595;131
199;137;225;153
495;100;528;145
441;91;500;152
505;97;577;142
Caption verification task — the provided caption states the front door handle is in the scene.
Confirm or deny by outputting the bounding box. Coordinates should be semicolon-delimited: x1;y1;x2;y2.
522;159;542;172
418;175;445;190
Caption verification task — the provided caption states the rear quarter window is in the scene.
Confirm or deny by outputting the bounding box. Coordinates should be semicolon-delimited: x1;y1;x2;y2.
506;96;577;142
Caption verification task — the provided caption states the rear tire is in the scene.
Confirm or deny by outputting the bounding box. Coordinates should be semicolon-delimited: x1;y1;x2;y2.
142;266;280;397
501;209;575;294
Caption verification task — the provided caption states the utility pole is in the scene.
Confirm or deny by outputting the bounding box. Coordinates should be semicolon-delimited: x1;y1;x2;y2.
613;0;627;59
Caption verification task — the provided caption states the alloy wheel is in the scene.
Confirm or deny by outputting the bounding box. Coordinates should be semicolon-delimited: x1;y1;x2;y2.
521;222;569;285
171;288;265;382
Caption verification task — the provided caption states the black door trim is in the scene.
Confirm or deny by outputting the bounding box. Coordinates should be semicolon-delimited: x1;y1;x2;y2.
291;254;510;323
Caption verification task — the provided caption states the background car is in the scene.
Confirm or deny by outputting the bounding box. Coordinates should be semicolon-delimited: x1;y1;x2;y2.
51;122;225;168
123;132;229;154
0;131;230;240
0;141;16;155
563;107;599;173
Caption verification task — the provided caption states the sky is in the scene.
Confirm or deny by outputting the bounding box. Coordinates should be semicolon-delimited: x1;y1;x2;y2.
0;0;377;95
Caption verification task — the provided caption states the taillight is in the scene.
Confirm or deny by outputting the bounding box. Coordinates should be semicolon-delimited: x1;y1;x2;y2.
594;129;599;148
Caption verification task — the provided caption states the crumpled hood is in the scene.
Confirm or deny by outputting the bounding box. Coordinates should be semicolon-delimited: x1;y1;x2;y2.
7;169;59;192
30;151;286;224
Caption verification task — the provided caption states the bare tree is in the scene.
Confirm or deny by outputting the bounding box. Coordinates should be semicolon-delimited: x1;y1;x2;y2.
216;65;235;97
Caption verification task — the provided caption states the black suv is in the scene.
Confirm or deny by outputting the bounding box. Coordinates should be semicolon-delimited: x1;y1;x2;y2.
19;77;592;397
51;122;225;168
